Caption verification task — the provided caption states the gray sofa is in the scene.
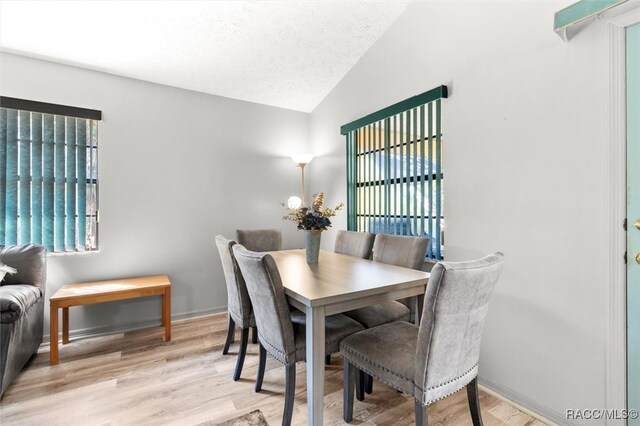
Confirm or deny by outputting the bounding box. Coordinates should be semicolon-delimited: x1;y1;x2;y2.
0;244;47;398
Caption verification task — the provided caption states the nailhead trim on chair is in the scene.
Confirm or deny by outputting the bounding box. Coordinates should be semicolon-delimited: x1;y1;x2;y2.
258;331;295;365
416;363;478;392
342;345;480;406
419;364;478;405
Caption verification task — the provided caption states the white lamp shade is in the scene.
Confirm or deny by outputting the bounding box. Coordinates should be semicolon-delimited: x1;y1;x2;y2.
287;196;302;209
291;153;314;165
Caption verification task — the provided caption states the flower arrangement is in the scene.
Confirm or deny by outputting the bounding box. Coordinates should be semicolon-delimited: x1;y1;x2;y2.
283;192;343;231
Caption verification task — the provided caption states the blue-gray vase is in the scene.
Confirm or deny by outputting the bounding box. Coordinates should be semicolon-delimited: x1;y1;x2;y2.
305;230;322;264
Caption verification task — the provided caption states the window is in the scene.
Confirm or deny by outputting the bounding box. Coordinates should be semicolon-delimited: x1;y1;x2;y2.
0;97;101;253
341;86;447;259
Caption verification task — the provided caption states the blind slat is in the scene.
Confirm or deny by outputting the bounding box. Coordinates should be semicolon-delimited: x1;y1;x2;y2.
65;118;77;250
77;120;87;250
434;100;442;259
43;114;55;251
427;103;434;258
54;116;65;251
32;113;43;245
0;109;7;245
420;105;426;239
5;110;18;245
18;111;31;244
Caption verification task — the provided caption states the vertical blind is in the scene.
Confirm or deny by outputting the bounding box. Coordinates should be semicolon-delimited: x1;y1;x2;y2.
0;97;101;253
341;86;447;259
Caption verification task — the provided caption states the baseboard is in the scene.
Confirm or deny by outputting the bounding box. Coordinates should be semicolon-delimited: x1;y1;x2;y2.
42;305;228;344
479;378;571;426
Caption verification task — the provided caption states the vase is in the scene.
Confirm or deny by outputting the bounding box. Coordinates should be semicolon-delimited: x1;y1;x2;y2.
304;230;322;264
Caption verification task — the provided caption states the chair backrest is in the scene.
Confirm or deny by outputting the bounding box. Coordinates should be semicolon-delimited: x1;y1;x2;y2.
0;245;47;292
334;230;375;259
232;245;296;365
372;234;429;270
236;229;282;252
215;235;252;327
413;252;505;404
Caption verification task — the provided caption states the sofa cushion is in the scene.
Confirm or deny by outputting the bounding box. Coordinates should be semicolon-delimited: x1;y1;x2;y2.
0;284;42;323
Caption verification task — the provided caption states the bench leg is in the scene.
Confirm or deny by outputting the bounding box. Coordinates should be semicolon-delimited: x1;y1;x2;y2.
62;307;69;344
163;287;171;342
50;302;59;365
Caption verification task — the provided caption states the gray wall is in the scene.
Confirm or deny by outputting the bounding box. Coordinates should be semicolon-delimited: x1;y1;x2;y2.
309;2;610;424
0;52;308;336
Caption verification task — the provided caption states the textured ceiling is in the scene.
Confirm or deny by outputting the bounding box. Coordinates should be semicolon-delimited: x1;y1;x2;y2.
0;1;410;112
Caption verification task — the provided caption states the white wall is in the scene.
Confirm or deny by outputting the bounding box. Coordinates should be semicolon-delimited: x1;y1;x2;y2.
0;52;309;336
310;2;610;423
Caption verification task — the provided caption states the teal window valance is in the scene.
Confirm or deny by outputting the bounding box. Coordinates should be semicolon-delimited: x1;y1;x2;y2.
0;97;100;252
342;86;447;259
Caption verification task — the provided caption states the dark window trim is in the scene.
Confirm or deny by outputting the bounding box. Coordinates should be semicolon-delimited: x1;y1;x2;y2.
1;96;102;121
340;85;447;135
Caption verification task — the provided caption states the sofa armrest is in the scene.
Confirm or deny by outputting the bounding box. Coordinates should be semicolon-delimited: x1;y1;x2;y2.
0;245;47;293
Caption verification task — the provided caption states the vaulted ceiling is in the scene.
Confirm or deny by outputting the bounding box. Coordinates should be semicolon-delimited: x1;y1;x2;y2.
0;1;410;112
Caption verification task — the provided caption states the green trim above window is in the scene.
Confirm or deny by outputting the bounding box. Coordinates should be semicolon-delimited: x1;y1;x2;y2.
340;86;448;135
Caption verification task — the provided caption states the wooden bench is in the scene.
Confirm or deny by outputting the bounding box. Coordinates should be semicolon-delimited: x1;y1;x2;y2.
49;275;171;365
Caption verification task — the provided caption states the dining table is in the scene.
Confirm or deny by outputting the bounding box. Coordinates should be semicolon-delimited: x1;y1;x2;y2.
268;249;431;426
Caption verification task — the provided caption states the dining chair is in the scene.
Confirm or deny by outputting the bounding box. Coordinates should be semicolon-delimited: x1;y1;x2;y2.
345;233;429;329
340;253;505;426
215;235;257;381
325;230;374;366
236;229;283;252
334;230;375;259
232;245;365;426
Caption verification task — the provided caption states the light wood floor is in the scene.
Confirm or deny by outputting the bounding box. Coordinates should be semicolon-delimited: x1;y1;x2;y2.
0;313;545;425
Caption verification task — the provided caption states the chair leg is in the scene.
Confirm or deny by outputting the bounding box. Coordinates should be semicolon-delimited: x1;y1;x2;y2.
251;326;258;344
283;364;296;426
364;373;373;394
355;368;365;401
223;316;235;355
232;328;249;381
466;377;484;426
255;344;267;392
325;354;331;365
415;400;428;426
343;360;355;422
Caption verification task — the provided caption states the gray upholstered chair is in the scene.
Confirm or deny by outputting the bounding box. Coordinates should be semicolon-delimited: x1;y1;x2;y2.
215;235;257;381
343;234;429;394
345;234;429;329
340;253;505;426
232;245;364;426
0;244;47;398
334;230;375;259
325;230;374;366
236;229;282;252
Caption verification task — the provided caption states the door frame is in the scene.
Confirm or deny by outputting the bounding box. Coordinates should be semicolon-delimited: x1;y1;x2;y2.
608;8;640;424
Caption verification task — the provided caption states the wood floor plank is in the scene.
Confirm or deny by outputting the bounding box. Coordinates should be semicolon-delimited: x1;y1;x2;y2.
0;313;546;425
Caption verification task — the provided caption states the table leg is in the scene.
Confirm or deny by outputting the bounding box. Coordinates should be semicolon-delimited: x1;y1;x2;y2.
414;293;425;326
62;307;69;344
163;286;171;342
50;302;58;365
306;305;325;426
